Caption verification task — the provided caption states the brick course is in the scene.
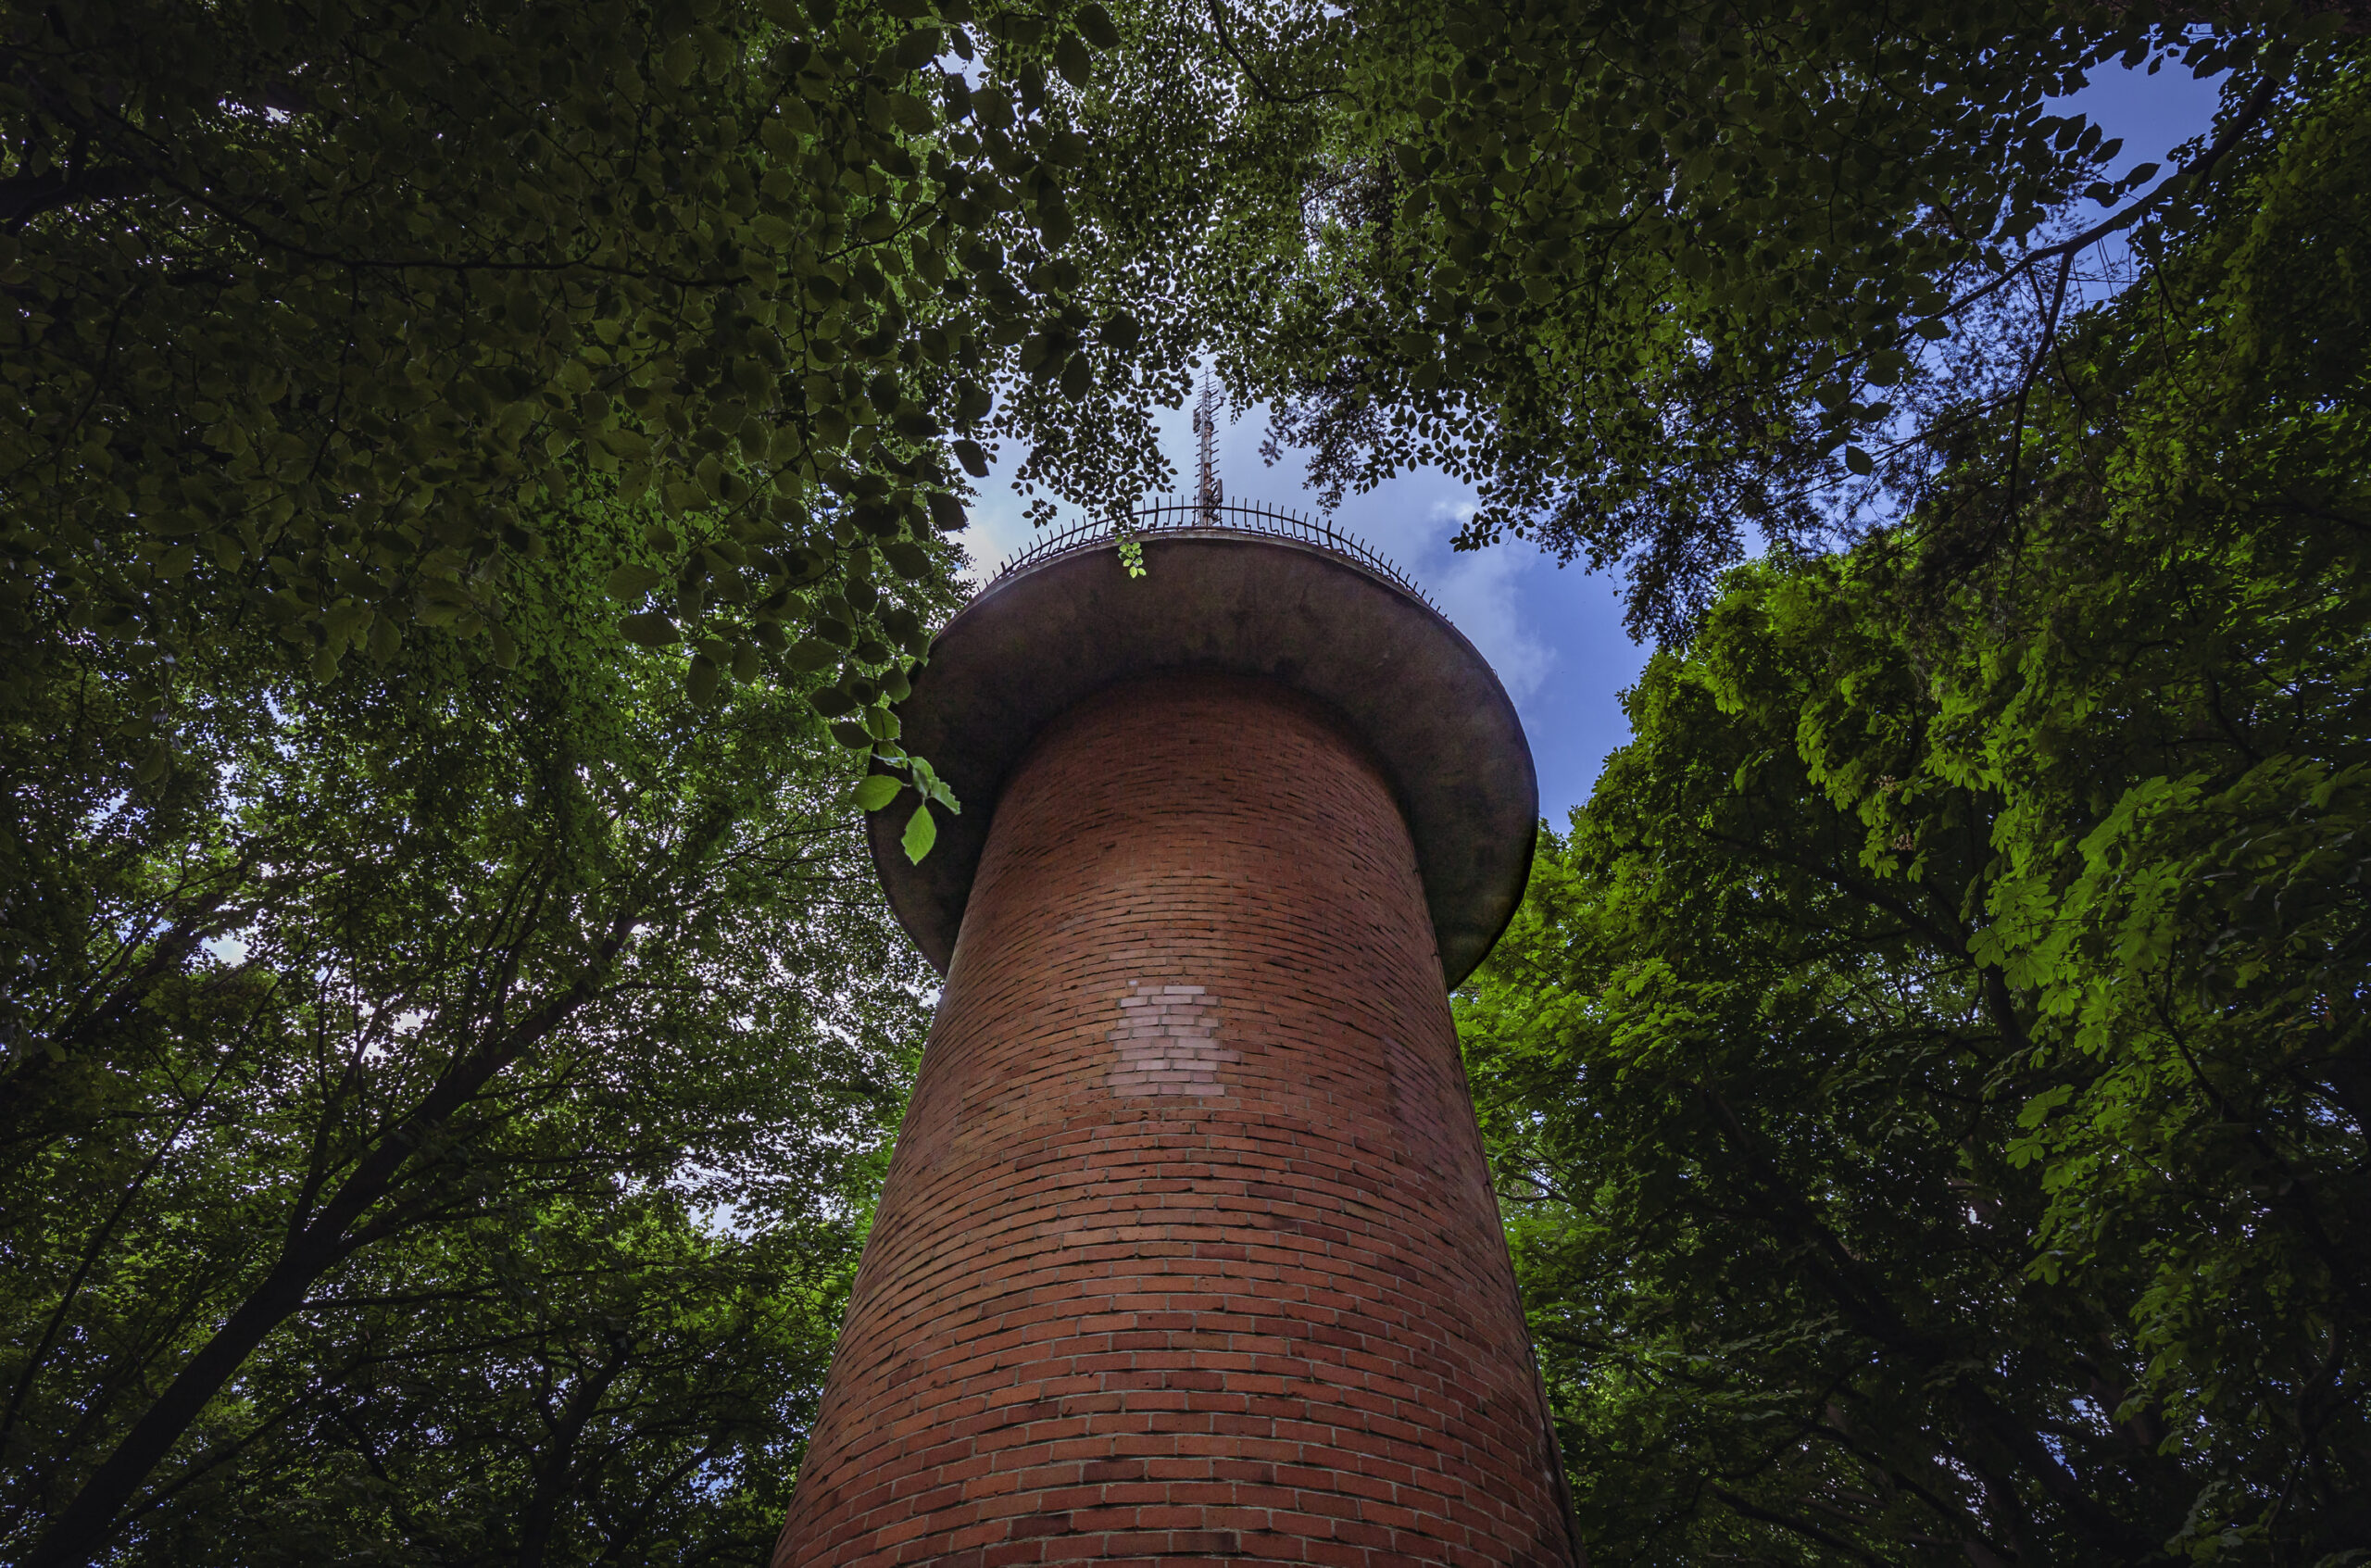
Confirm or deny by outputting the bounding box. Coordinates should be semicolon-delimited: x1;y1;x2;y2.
772;673;1572;1567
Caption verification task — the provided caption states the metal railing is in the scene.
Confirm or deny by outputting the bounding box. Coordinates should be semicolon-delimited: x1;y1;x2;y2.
987;498;1438;611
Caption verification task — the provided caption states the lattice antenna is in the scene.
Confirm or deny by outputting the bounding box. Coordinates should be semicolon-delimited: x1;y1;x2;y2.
1191;370;1222;521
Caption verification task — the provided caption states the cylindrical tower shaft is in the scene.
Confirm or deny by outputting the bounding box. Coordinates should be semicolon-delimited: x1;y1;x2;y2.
774;673;1573;1567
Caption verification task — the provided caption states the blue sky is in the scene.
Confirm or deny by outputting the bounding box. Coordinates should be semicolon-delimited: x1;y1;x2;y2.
959;61;2227;825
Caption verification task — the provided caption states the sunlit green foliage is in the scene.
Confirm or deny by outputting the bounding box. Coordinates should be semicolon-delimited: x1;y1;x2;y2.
1459;64;2370;1564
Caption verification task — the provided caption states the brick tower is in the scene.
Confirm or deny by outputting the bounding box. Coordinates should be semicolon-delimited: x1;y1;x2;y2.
772;511;1573;1567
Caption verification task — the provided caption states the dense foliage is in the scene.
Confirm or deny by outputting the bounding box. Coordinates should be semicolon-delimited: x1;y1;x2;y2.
0;496;937;1567
1459;57;2370;1566
0;0;1253;837
1180;0;2352;638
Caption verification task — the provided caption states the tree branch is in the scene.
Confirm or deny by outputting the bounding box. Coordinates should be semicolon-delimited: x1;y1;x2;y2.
22;875;659;1568
1943;50;2292;326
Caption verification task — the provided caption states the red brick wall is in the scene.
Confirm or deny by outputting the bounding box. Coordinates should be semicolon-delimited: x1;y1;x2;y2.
773;673;1573;1568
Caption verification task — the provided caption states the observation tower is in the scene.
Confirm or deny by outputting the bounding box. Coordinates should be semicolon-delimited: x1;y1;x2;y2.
771;488;1574;1566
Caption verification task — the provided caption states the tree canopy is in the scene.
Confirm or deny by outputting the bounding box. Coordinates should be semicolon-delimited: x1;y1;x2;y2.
2;481;940;1565
1169;0;2358;637
1457;53;2369;1563
10;0;2355;723
0;0;1244;841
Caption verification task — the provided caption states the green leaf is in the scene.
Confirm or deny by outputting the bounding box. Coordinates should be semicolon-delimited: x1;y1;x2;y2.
1075;2;1121;49
853;774;901;811
908;756;960;813
785;637;840;672
901;800;937;861
1844;445;1875;476
620;612;682;646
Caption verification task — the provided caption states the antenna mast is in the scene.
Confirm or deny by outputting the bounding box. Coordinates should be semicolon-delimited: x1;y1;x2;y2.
1192;371;1222;521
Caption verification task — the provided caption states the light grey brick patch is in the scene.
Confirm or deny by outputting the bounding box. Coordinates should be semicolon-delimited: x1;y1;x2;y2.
1108;981;1236;1097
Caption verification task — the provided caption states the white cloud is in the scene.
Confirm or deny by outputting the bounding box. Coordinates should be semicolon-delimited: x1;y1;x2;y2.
1424;509;1554;707
1323;488;1557;709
